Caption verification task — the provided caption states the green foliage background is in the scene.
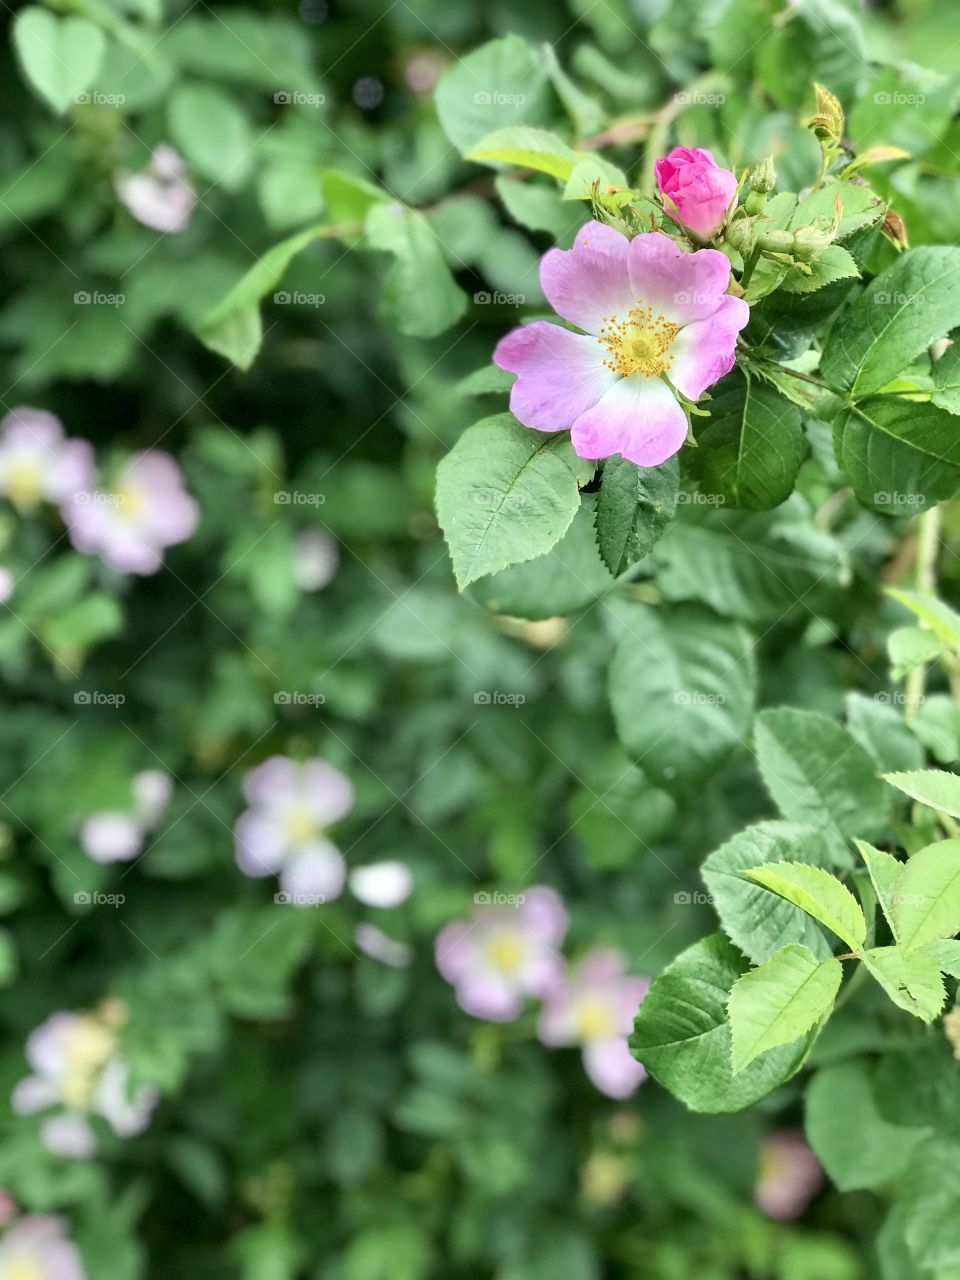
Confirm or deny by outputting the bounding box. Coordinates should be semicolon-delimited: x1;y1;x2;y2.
2;0;960;1275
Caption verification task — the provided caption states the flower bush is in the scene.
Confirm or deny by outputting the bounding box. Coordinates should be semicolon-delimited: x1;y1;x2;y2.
2;0;960;1275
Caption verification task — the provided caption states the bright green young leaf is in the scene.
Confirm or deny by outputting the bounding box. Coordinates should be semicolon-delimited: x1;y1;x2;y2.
821;246;960;395
855;840;904;942
702;823;836;965
919;937;960;977
862;945;946;1021
833;397;960;512
884;769;960;819
753;708;887;864
365;204;467;338
435;414;588;588
742;862;866;951
888;625;948;679
434;35;552;153
629;934;814;1113
728;943;842;1073
169;83;253;190
467;127;579;180
562;156;629;199
13;8;106;115
781;245;860;295
886;588;960;647
891;839;960;950
609;604;756;783
595;455;678;577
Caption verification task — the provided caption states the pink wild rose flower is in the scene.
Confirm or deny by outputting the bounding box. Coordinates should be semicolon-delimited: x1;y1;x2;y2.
435;886;568;1021
0;407;94;512
494;223;749;467
0;1215;86;1280
655;146;738;239
537;948;649;1099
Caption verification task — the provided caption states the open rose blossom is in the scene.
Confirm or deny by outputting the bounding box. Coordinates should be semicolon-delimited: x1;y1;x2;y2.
0;407;94;512
0;1215;86;1280
66;451;199;575
234;755;353;904
655;146;738;239
435;887;568;1021
537;949;649;1099
494;223;749;467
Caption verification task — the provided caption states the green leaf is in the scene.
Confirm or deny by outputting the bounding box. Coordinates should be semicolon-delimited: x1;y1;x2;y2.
888;625;948;679
562;156;629;199
728;943;842;1072
886;588;960;647
608;603;756;782
494;178;578;239
467;127;578;180
845;691;925;774
435;414;587;589
855;840;904;942
891;839;960;950
900;1139;960;1271
833;397;960;512
435;35;552;154
365;204;467;338
862;945;945;1021
169;83;253;190
805;1061;925;1192
919;937;960;977
629;935;814;1113
195;222;340;369
884;769;960;819
821;246;960;395
702;822;836;965
781;245;860;295
13;8;106;115
742;862;866;951
595;455;678;576
686;371;805;510
753;708;888;864
932;342;960;414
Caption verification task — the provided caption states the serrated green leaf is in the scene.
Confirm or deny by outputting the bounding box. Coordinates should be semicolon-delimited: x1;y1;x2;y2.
862;945;946;1020
595;455;677;576
742;862;866;950
781;245;860;294
833;397;960;512
919;937;960;977
435;414;586;588
855;840;904;942
728;943;842;1072
629;934;814;1113
467;127;579;180
884;769;960;819
892;839;960;950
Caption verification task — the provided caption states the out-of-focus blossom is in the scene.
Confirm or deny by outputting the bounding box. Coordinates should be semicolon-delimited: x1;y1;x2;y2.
349;861;413;908
755;1129;823;1220
0;1214;85;1279
234;755;353;904
0;569;13;605
538;949;649;1098
116;144;196;234
79;769;173;864
435;887;568;1021
132;769;174;828
354;923;413;968
12;1009;157;1158
654;146;738;239
66;451;199;575
292;529;339;591
0;408;93;512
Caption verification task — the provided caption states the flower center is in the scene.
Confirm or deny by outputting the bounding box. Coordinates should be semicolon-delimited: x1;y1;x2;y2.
572;996;616;1041
487;933;525;974
60;1017;115;1110
599;304;680;377
282;804;319;846
5;459;44;506
7;1259;45;1280
113;484;146;523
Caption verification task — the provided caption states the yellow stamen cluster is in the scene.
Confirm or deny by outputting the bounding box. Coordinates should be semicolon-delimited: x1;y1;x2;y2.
598;304;679;378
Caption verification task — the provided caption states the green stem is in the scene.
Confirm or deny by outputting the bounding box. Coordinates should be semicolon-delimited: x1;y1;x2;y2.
905;504;942;724
738;243;763;289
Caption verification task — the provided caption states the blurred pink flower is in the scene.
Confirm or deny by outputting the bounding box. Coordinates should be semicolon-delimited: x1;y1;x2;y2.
116;144;196;234
494;223;748;467
234;755;353;904
435;887;568;1021
354;923;412;967
0;407;93;512
65;451;199;575
655;146;738;239
79;770;173;864
293;529;339;591
755;1129;823;1219
0;1214;85;1280
12;1011;157;1158
349;861;413;908
538;949;649;1098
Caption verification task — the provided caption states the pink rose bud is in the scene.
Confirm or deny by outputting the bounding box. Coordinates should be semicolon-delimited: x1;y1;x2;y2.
654;146;738;239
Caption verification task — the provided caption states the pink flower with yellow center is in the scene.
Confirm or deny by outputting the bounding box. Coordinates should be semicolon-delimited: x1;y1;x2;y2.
0;1215;85;1280
537;949;649;1099
435;887;568;1021
0;408;93;512
494;222;749;467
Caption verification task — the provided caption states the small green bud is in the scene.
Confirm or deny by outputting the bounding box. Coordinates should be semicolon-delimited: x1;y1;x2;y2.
748;157;777;196
791;222;835;261
808;82;845;144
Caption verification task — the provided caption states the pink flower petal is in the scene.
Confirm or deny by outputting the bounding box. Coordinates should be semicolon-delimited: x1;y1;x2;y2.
279;839;346;903
234;810;287;876
583;1038;647;1099
539;221;637;335
455;972;524;1022
571;376;688;467
669;294;750;399
519;886;569;948
301;760;353;825
494;321;615;432
628;234;735;325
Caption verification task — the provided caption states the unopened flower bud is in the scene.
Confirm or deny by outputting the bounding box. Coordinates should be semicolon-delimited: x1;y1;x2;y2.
749;157;777;196
791;223;836;261
808;82;844;144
